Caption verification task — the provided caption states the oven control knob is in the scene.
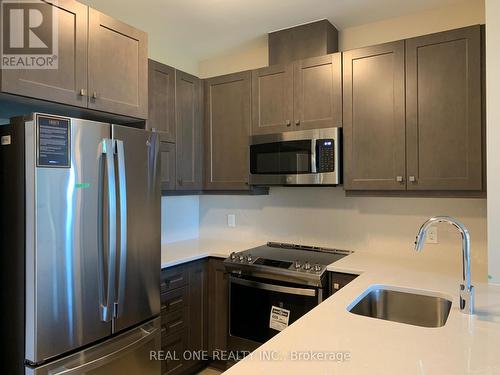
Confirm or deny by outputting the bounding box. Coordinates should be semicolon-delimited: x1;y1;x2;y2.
230;252;237;261
246;255;253;262
239;255;245;262
303;262;311;270
314;264;322;272
294;260;301;269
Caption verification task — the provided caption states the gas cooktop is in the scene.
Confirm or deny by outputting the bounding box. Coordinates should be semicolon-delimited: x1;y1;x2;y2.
224;242;353;286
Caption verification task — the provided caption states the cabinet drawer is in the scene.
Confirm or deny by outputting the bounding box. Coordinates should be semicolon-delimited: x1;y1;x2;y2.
161;286;188;314
161;266;188;292
161;307;189;336
161;328;187;375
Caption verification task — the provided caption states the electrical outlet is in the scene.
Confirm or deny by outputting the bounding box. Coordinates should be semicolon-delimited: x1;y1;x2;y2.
227;214;236;228
426;227;438;244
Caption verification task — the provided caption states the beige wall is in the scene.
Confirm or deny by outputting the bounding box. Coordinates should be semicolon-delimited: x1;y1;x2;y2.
79;0;198;74
339;0;484;51
198;0;484;78
197;0;488;281
486;0;500;284
198;36;269;78
200;189;487;281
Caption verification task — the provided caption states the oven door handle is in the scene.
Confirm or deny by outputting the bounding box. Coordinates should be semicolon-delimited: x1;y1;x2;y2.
230;276;317;297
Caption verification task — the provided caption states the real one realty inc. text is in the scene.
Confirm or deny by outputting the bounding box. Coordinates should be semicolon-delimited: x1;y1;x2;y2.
150;350;352;362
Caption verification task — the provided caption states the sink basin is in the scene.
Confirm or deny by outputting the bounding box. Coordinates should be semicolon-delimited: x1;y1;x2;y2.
348;287;452;328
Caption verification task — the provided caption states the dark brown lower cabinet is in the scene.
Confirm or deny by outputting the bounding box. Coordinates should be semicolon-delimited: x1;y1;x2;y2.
207;258;229;354
186;260;208;371
161;258;226;375
161;260;208;375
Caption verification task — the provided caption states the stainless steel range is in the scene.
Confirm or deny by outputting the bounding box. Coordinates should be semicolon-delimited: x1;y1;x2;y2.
224;242;356;352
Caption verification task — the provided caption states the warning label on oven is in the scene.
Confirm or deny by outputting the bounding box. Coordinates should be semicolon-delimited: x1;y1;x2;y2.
269;306;290;331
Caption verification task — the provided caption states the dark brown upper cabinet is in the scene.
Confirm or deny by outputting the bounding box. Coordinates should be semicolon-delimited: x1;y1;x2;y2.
147;60;176;142
0;1;148;120
204;71;251;190
160;142;176;191
343;41;406;190
88;8;148;119
268;20;338;65
148;61;203;192
344;25;483;193
1;0;88;108
251;54;342;135
293;54;342;130
175;70;203;190
251;64;293;135
405;26;482;191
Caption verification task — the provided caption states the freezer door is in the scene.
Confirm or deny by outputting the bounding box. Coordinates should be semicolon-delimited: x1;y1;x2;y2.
112;126;161;332
26;318;161;375
26;115;113;363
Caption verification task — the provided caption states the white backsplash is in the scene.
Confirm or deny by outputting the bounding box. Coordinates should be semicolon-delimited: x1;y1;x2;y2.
198;187;488;282
161;196;200;243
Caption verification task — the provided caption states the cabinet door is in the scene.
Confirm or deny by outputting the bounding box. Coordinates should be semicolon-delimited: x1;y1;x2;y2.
293;54;342;130
88;8;148;118
161;329;188;375
160;142;176;191
185;260;208;371
251;64;293;135
176;70;203;190
148;60;176;142
207;258;228;353
343;41;406;190
406;26;482;190
204;72;251;190
1;0;88;107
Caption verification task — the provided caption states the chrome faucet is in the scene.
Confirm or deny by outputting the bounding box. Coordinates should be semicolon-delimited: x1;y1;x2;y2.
414;216;474;315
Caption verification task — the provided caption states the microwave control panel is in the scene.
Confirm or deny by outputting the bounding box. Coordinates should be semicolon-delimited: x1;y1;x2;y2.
316;139;335;172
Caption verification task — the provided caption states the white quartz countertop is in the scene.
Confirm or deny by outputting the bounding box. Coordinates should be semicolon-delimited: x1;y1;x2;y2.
223;251;500;375
161;238;261;268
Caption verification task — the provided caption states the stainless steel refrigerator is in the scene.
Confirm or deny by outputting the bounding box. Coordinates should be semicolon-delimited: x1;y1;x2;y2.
0;113;161;374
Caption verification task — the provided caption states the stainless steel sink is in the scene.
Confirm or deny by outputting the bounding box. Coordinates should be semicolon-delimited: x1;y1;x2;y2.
348;287;452;328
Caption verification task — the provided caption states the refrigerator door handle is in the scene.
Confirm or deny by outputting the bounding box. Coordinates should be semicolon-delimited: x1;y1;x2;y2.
148;132;159;192
46;326;159;375
115;139;127;317
98;138;117;323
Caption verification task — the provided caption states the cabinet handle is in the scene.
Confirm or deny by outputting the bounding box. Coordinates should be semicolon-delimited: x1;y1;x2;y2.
409;176;416;183
286;120;291;127
295;120;300;126
396;176;404;183
79;88;87;97
92;92;98;99
177;178;183;186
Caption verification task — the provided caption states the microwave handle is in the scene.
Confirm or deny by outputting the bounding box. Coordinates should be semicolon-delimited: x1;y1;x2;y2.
230;276;317;297
311;138;318;173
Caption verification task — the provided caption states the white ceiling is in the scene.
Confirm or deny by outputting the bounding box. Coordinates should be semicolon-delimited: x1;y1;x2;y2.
80;0;472;64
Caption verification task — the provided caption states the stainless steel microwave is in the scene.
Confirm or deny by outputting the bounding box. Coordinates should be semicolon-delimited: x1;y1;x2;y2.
249;127;341;186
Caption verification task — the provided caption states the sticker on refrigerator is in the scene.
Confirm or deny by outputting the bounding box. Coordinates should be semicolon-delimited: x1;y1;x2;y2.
1;135;11;146
269;306;290;332
37;115;71;168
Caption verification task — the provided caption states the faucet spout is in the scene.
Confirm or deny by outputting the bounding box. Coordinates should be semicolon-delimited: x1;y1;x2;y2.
414;216;474;315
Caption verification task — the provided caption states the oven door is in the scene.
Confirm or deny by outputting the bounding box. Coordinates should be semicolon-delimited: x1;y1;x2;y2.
228;276;322;351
